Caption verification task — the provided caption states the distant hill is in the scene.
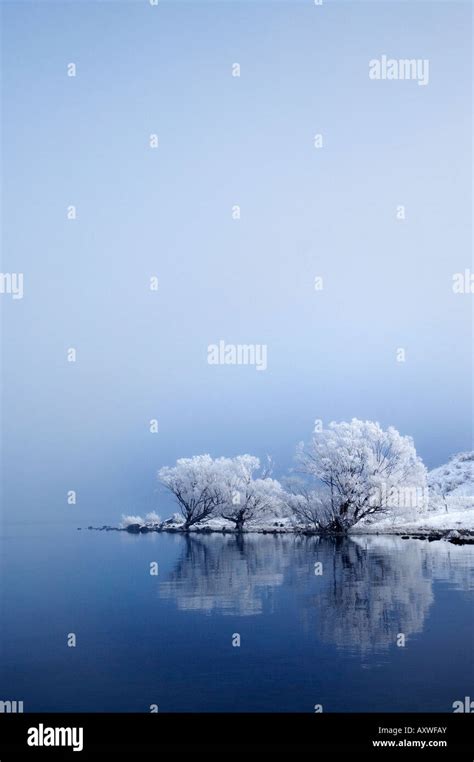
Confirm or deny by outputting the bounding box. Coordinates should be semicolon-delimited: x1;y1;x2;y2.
428;452;474;497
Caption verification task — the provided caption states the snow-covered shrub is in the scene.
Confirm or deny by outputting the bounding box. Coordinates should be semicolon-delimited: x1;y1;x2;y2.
145;511;162;525
120;514;144;528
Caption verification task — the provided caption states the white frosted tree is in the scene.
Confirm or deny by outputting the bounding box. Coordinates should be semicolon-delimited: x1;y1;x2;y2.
158;455;227;530
295;419;428;532
282;480;328;531
217;455;284;531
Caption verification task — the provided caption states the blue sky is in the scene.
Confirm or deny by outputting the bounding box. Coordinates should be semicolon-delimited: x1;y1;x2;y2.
1;0;472;524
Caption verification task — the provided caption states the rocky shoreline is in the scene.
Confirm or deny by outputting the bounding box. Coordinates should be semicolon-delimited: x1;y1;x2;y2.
79;524;474;545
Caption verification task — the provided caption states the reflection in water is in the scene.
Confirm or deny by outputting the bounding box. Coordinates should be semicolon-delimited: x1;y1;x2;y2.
159;534;291;616
307;536;434;653
159;534;474;652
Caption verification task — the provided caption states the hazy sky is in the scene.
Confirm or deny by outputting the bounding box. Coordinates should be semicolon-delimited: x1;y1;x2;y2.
1;0;472;524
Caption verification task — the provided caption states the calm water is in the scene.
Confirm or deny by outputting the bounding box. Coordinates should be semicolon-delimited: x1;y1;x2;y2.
1;525;473;712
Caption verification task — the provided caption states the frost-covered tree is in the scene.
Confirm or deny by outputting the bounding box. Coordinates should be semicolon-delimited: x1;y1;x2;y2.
158;455;227;530
296;419;428;532
217;455;284;531
282;480;327;531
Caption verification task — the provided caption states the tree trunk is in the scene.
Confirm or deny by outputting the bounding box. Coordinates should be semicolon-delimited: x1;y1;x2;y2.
324;517;348;534
235;518;245;533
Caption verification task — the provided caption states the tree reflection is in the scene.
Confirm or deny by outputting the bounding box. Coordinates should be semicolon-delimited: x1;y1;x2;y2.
305;536;434;652
159;534;291;616
158;533;474;653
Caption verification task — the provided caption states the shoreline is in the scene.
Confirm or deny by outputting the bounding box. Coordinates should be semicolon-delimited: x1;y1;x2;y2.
81;524;474;545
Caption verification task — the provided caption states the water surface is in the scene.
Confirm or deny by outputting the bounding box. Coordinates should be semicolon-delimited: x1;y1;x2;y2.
1;526;472;712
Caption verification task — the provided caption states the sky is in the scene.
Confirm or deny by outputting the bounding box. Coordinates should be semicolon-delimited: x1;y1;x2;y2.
1;0;472;525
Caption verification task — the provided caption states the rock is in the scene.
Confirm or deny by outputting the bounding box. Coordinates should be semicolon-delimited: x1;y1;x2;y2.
139;526;149;533
126;524;141;534
401;535;410;539
445;530;474;545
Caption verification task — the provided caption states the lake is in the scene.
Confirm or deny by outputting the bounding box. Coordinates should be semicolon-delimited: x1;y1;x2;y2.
1;525;473;712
